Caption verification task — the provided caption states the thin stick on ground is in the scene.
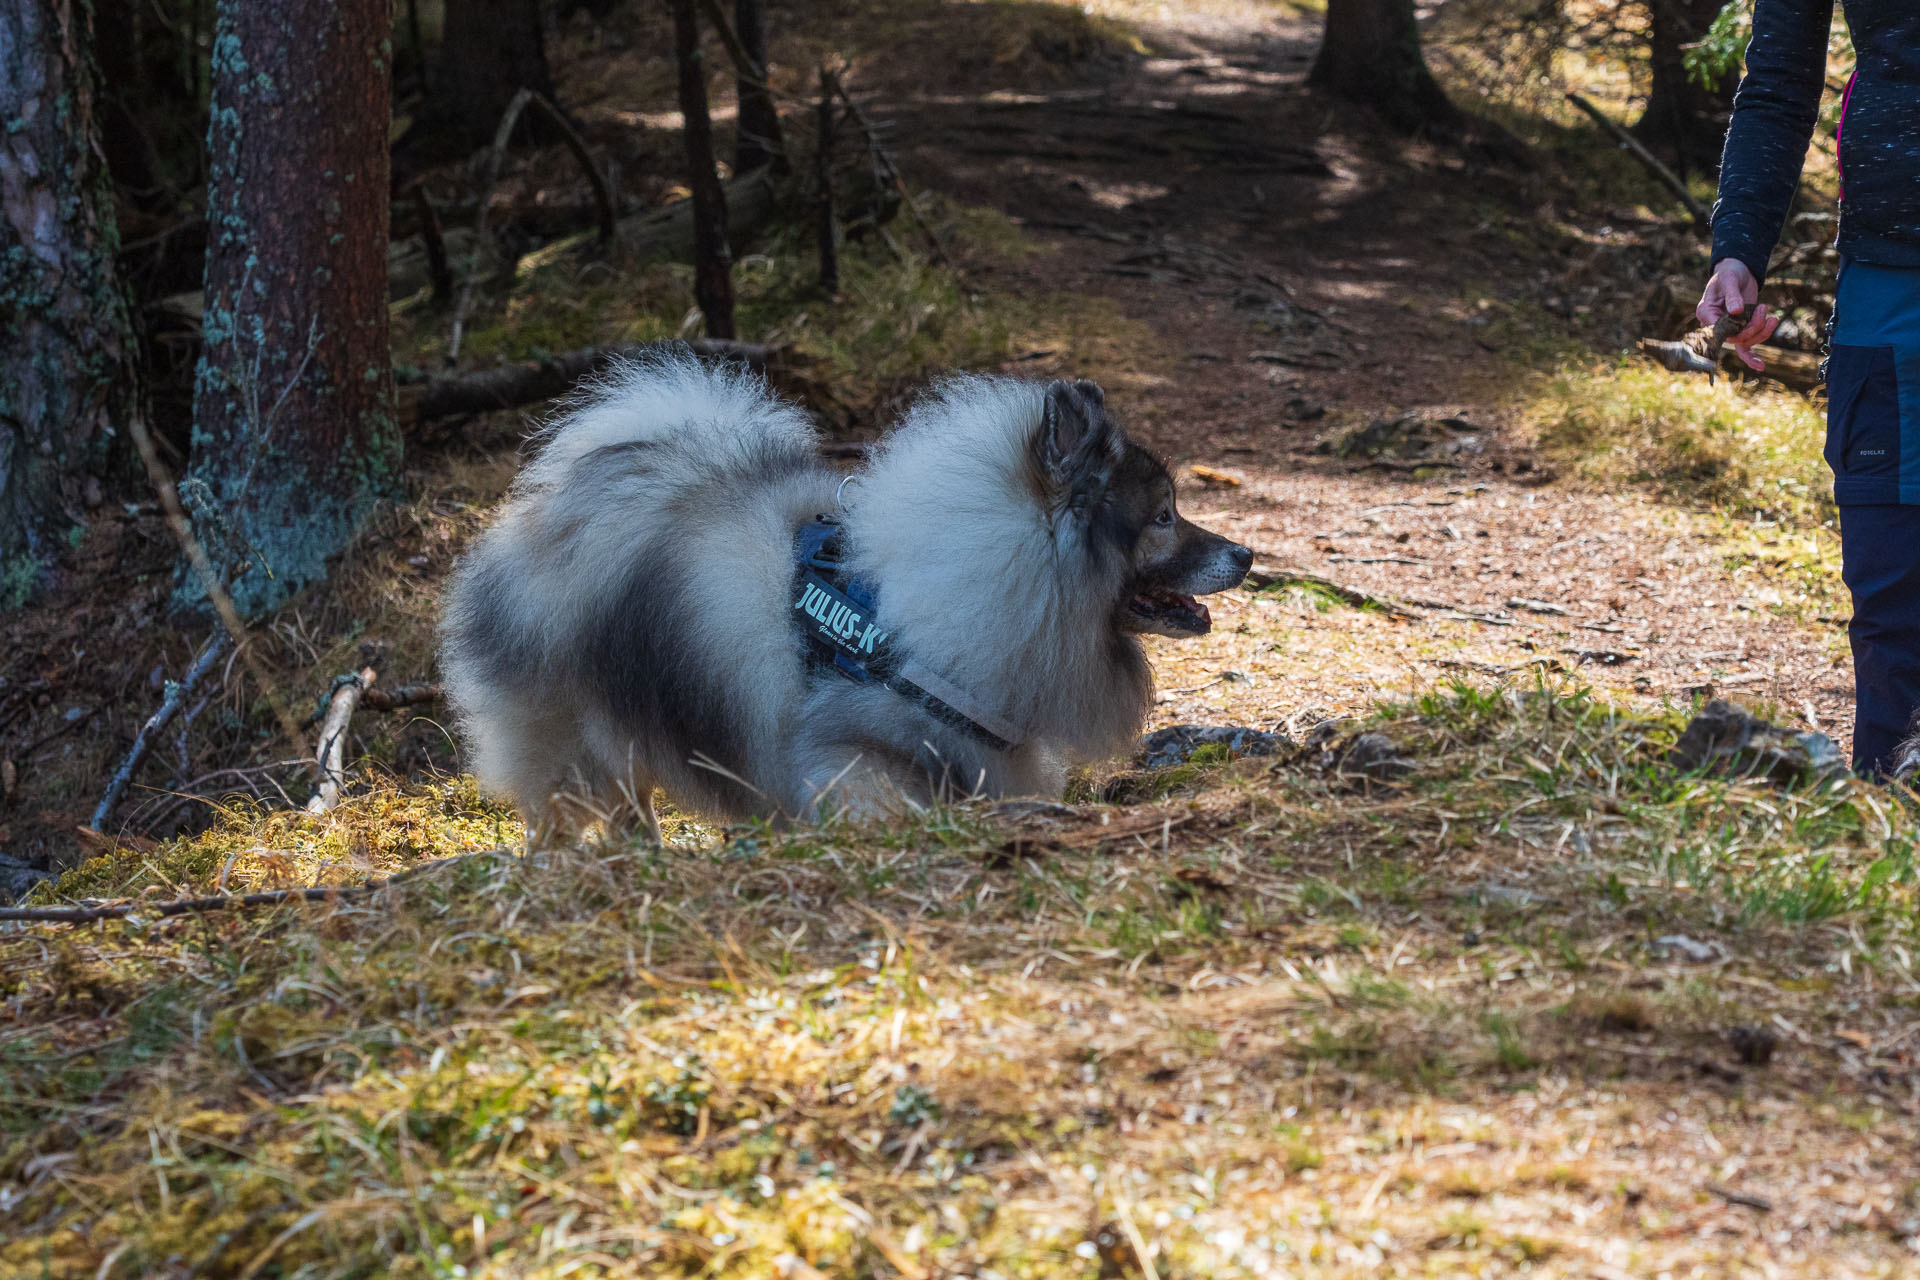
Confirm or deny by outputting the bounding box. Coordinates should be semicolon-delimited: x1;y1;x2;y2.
124;413;306;751
1242;562;1423;619
831;80;955;271
358;683;441;714
1564;92;1710;233
307;666;377;814
0;849;508;926
90;635;231;833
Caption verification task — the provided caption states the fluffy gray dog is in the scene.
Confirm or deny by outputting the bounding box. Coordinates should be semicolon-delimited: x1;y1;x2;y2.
439;354;1249;840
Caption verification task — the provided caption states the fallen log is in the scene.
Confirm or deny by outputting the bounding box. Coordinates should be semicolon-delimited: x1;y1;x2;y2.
0;848;507;926
400;338;771;427
390;168;782;302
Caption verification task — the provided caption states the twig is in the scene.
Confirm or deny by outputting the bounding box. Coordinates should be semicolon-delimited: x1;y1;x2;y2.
1704;1183;1773;1213
306;666;376;814
816;64;840;295
409;184;454;303
0;848;508;926
521;92;617;243
1565;92;1710;232
124;412;306;750
695;0;765;92
831;81;955;271
91;636;230;832
360;683;441;714
1242;563;1422;619
448;88;616;365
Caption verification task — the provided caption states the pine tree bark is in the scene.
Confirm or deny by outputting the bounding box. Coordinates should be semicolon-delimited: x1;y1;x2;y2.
182;0;400;619
0;0;144;610
1308;0;1462;136
671;0;736;339
733;0;786;174
420;0;556;151
1631;0;1736;175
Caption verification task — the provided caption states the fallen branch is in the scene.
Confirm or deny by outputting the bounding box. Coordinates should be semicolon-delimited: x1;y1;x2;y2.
1704;1183;1773;1213
1242;563;1422;619
409;184;454;303
449;88;618;365
124;405;305;751
306;666;377;814
831;81;955;270
360;682;441;714
0;848;508;926
401;339;770;426
1565;92;1710;233
91;635;230;833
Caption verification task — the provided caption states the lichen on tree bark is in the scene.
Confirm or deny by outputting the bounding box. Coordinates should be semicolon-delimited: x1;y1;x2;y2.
181;0;400;620
0;0;144;610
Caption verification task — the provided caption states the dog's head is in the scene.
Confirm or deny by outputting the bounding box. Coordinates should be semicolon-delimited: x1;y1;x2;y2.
1030;379;1252;637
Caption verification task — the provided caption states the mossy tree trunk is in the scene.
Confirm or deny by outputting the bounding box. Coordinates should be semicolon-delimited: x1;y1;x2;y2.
181;0;399;620
1632;0;1737;176
1308;0;1463;136
0;0;144;611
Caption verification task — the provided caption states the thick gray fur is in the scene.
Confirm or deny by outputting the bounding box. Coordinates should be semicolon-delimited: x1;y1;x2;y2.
439;354;1245;836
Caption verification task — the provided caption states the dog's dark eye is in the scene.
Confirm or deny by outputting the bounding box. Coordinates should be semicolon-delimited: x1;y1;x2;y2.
1153;508;1174;527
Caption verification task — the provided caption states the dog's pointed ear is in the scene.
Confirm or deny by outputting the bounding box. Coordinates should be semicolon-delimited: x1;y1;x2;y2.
1039;379;1114;466
1034;379;1122;515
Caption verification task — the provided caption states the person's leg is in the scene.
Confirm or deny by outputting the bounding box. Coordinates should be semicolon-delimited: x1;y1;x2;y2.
1839;504;1920;776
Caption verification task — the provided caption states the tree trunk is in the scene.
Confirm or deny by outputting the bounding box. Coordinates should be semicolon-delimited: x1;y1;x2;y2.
671;0;736;339
1631;0;1737;175
734;0;786;174
1308;0;1462;136
181;0;400;620
419;0;556;152
0;0;145;610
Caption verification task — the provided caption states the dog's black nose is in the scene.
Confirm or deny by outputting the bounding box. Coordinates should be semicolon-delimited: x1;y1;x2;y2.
1231;543;1253;572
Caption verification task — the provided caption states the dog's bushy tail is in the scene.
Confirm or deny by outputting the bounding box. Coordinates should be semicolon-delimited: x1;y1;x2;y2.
513;351;817;496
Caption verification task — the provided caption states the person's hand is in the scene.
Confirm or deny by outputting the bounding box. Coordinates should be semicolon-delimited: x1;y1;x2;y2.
1696;258;1779;370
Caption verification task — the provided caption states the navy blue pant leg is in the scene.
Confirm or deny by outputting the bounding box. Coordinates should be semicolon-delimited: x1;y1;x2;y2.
1839;504;1920;775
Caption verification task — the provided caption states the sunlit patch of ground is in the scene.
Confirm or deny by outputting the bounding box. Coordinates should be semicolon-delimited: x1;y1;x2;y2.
8;603;1919;1276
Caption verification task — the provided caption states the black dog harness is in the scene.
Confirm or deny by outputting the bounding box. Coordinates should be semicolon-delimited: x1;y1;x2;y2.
792;516;1023;752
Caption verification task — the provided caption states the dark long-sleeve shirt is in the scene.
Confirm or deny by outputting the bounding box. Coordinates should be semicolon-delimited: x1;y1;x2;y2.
1712;0;1920;283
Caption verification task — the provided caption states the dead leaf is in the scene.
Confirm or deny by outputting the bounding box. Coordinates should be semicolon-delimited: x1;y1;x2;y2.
1834;1028;1873;1051
1171;865;1233;894
1189;463;1245;488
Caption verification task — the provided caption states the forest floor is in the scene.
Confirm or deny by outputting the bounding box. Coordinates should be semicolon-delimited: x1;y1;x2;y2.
5;0;1918;1277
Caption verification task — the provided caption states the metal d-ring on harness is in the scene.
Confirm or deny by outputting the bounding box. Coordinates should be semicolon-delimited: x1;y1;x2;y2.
791;515;1024;752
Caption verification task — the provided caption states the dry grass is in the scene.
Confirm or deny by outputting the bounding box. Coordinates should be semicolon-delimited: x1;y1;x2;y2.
1526;357;1831;522
7;679;1920;1277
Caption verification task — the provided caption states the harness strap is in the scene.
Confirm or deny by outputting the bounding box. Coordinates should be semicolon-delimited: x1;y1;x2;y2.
791;516;1022;752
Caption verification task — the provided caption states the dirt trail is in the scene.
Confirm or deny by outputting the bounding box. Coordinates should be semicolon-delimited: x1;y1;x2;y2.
868;2;1852;744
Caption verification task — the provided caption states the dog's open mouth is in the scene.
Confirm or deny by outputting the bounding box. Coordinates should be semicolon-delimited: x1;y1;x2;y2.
1123;585;1211;636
